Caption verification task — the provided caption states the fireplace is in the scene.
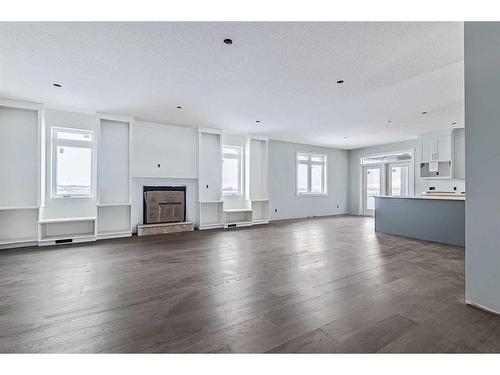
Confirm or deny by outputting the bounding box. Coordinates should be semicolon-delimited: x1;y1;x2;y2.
143;186;186;224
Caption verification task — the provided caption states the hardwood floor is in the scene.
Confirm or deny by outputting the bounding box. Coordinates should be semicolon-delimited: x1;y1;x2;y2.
1;215;499;353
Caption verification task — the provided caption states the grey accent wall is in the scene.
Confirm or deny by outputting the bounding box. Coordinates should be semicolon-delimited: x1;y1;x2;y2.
348;139;466;215
375;197;465;246
268;140;349;220
464;22;500;313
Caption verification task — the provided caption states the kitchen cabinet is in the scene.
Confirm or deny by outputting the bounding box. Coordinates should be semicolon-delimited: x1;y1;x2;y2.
421;138;435;163
421;135;452;162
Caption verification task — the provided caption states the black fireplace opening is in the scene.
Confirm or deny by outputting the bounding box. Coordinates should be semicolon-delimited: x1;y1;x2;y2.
143;186;187;225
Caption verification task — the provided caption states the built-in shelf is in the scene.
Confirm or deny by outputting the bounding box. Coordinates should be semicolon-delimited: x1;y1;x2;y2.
199;200;224;230
39;233;96;242
251;200;270;224
97;202;131;207
224;221;253;228
420;161;452;179
224;209;253;228
0;103;41;248
97;205;131;237
39;217;96;243
38;217;96;224
224;208;253;213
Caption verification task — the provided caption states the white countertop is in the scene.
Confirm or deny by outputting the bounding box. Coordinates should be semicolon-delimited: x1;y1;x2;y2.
377;195;465;201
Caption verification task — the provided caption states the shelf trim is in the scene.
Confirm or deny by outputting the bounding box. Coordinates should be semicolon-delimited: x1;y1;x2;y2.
97;203;132;207
224;221;253;227
0;206;39;211
39;217;97;224
38;233;96;242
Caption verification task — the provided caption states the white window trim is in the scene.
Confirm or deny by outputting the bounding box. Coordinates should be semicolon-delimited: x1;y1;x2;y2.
296;151;328;197
222;144;243;196
51;126;95;199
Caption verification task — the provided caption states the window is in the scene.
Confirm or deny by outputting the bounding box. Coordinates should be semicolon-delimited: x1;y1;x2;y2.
296;152;327;195
361;151;412;165
51;127;94;198
222;145;242;195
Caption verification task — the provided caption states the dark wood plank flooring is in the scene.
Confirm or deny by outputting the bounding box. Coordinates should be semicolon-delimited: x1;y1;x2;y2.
1;215;499;353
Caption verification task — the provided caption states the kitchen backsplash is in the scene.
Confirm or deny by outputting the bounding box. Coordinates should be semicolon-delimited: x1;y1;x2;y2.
423;179;466;193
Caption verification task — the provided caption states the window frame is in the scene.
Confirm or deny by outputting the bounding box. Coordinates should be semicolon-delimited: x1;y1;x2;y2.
222;144;243;196
51;126;95;199
296;151;328;196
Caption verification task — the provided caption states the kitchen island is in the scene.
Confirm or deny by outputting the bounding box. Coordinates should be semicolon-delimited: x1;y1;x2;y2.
374;195;465;246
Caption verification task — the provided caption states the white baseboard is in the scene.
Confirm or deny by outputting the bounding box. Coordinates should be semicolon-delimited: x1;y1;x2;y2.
465;298;500;315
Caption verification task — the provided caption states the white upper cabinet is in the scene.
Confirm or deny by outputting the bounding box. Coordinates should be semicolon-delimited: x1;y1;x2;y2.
435;136;452;161
421;135;452;162
421;138;436;162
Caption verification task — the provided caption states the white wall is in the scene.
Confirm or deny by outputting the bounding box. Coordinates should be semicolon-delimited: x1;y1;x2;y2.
348;138;466;215
131;121;197;179
464;22;500;313
0;106;38;207
268;140;349;220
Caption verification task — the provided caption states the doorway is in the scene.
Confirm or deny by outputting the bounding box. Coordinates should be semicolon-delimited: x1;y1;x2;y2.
363;165;384;216
388;163;410;197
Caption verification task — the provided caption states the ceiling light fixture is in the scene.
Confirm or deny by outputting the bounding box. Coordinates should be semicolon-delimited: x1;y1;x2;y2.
256;120;261;123
176;106;182;109
421;111;427;114
223;38;233;45
52;83;62;87
337;80;344;84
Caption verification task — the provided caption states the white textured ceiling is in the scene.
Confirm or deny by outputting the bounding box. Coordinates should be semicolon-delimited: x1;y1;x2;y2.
0;22;464;149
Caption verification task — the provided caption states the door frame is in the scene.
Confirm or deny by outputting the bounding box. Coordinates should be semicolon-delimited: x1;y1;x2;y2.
358;149;415;215
386;161;414;197
362;164;385;216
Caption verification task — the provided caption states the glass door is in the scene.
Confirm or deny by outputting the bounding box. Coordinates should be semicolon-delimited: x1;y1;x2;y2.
388;163;410;197
363;165;384;216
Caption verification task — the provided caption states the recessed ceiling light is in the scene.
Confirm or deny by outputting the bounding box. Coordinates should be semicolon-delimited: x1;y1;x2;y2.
337;80;344;84
176;106;182;109
421;111;428;114
223;38;233;45
52;83;62;88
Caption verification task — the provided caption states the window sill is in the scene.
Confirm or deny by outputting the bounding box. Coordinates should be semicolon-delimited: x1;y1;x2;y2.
222;193;242;197
296;193;329;197
50;195;95;200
